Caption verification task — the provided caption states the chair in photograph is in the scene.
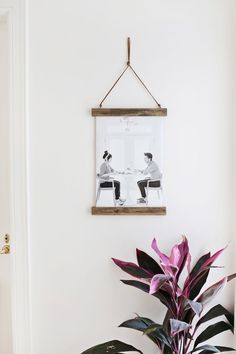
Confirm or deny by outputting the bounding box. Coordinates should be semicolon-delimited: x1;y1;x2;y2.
96;174;116;206
146;179;163;206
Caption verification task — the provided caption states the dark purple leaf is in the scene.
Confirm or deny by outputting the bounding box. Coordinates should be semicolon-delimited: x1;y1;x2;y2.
112;258;152;279
190;344;221;353
194;321;232;348
190;344;235;353
182;309;195;326
120;280;175;311
196;305;234;331
136;249;164;275
213;347;235;352
163;309;172;331
120;279;150;293
189;253;211;280
204;346;235;353
176;252;189;282
202;247;226;268
183;253;211;296
198;350;233;354
227;273;236;282
185;248;228;300
81;340;143;354
188;269;210;300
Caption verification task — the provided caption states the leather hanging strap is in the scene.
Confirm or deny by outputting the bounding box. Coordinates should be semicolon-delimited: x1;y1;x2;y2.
99;66;129;108
127;37;131;65
99;38;161;108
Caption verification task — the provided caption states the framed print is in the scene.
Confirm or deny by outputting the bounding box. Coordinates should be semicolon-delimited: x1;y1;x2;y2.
91;109;167;215
91;39;167;215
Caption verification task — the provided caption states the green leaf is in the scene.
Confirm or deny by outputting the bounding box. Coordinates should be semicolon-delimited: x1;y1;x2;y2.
119;317;171;348
119;317;160;347
119;317;154;331
81;340;143;354
196;305;234;331
194;321;233;349
163;345;173;354
143;323;162;335
144;324;171;347
139;317;170;346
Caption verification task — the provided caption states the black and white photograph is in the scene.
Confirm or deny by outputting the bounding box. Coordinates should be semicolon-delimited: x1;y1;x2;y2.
96;116;164;207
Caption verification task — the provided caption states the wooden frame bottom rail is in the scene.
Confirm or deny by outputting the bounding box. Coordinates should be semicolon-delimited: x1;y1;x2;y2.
91;207;166;215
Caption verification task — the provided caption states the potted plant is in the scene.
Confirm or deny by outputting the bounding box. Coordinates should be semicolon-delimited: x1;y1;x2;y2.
82;237;235;354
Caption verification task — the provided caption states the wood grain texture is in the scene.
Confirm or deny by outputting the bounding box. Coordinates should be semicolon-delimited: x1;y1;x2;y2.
91;108;167;117
91;207;166;215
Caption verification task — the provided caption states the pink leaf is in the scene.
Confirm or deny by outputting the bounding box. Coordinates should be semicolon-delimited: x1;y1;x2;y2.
112;258;152;279
170;319;192;336
202;246;227;268
169;244;181;267
175;236;190;275
187;299;203;317
197;277;227;305
151;238;169;265
187;252;191;274
149;274;172;295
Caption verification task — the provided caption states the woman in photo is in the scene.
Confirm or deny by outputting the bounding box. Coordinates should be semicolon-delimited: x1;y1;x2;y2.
98;151;126;206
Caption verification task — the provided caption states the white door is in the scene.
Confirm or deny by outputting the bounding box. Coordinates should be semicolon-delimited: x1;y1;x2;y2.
0;12;13;354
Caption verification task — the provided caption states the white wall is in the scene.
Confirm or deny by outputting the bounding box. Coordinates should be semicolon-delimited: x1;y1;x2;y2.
27;1;236;354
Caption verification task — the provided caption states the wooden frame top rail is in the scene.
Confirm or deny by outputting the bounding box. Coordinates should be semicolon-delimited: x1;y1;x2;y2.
91;108;167;117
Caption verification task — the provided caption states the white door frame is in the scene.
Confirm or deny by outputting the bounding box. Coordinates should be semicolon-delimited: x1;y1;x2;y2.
0;1;31;354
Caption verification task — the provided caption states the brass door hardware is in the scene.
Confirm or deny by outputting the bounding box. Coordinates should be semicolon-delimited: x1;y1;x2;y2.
0;234;10;254
0;245;10;254
4;234;10;244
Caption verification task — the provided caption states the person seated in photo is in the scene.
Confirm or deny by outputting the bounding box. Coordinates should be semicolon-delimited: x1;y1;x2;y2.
137;152;162;204
98;150;126;206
